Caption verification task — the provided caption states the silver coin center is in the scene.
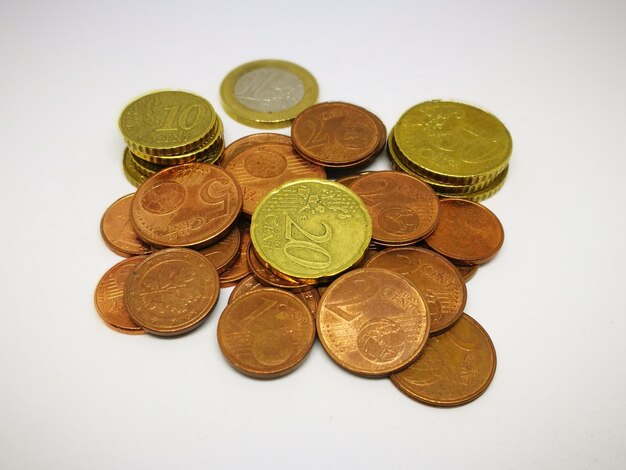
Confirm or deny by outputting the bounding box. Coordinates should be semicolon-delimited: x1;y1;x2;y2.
234;67;304;113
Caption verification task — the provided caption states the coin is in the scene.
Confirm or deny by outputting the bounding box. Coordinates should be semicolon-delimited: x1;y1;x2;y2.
219;133;291;167
220;59;318;128
219;227;251;287
251;179;372;280
120;90;217;156
217;288;315;378
246;240;310;291
228;274;320;316
424;199;504;265
197;225;241;273
94;256;146;334
223;142;325;216
317;268;430;377
335;171;374;188
394;100;512;185
391;313;496;406
130;163;242;248
100;194;152;257
438;166;508;202
123;148;148;188
455;263;478;282
364;247;466;334
125;248;219;336
291;102;386;167
350;171;439;245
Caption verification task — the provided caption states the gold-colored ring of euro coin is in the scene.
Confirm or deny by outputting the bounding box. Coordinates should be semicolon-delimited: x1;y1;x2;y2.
438;166;508;202
394;101;512;185
388;127;496;195
122;148;148;188
220;59;318;129
119;90;217;156
251;179;372;280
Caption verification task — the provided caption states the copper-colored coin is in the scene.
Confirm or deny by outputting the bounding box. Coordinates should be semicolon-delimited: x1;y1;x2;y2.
219;133;292;167
350;171;439;245
100;194;152;257
317;268;430;377
223;142;325;216
125;248;219;336
197;225;241;273
291;102;386;167
391;313;496;406
219;227;251;286
94;256;146;333
365;247;466;334
335;171;374;188
455;263;478;282
424;199;504;265
246;241;309;291
103;322;146;335
130;163;242;248
217;288;315;378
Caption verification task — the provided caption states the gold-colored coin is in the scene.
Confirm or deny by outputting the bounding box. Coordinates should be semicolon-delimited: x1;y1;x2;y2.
438;167;508;202
220;59;318;129
250;179;372;280
131;117;224;166
120;90;217;156
394;101;512;185
122;148;148;188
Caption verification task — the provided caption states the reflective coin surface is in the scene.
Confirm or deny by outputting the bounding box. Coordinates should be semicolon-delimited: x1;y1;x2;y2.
219;133;291;167
365;247;466;334
131;163;242;248
125;248;219;336
100;194;152;257
219;227;251;286
424;199;504;264
391;313;496;406
350;171;439;245
94;256;146;334
197;225;241;273
218;288;315;378
317;268;430;377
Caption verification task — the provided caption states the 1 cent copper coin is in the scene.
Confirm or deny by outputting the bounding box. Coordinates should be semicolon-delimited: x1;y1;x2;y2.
219;133;292;167
391;313;496;406
291;102;386;167
424;199;504;265
317;268;430;377
217;288;315;378
197;225;241;273
131;163;242;248
125;248;220;336
350;171;439;245
94;256;146;334
365;247;466;334
100;194;152;257
219;227;251;287
223;142;325;216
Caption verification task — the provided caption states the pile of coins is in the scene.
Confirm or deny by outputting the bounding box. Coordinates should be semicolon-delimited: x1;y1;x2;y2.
96;60;511;406
119;90;224;187
387;100;511;201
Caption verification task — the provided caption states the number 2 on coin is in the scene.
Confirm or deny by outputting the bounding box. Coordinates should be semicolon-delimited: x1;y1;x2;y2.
283;216;332;269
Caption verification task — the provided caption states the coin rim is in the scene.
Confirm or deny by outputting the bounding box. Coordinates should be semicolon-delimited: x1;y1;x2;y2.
100;193;152;257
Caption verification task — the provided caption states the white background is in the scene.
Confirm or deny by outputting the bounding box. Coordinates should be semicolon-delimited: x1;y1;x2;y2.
1;0;625;468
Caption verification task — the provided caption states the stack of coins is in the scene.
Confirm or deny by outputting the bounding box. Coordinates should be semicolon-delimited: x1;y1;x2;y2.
388;100;511;202
119;90;224;187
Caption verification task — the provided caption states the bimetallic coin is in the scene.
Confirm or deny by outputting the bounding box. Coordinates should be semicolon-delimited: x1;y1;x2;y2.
221;59;318;128
391;313;496;406
100;194;152;257
291;102;386;167
246;241;310;291
94;257;146;334
219;227;251;287
223;142;325;216
365;247;466;334
425;199;504;265
394;100;512;185
218;288;315;378
251;179;372;280
125;248;219;336
317;268;430;377
130;163;242;248
119;90;217;156
350;171;439;245
197;225;241;273
219;133;291;167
